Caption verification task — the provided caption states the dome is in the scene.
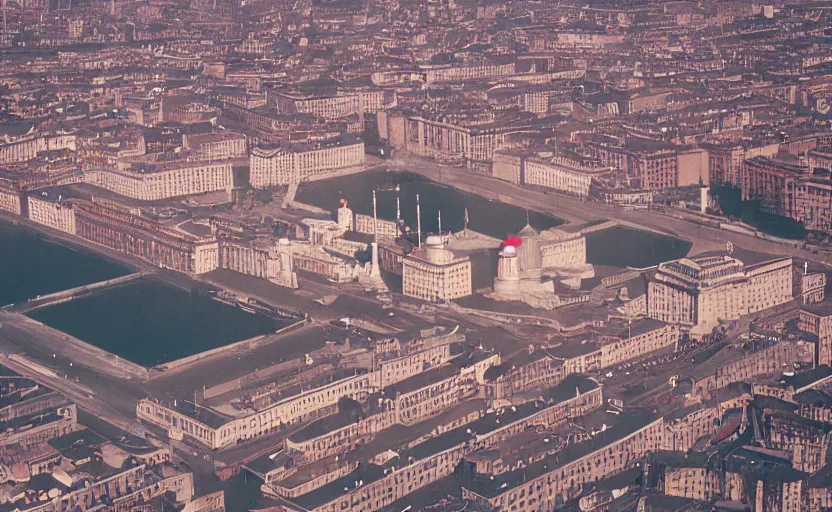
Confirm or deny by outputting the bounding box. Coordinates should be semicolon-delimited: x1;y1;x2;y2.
517;223;538;238
425;235;443;247
502;245;517;257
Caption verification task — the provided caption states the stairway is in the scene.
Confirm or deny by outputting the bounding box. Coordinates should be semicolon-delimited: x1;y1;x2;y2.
282;181;299;208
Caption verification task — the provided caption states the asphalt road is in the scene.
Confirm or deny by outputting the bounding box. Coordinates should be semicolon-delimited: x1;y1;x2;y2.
0;321;150;439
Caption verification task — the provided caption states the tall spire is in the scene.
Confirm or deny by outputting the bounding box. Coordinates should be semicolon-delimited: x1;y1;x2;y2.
416;194;422;248
438;210;442;235
396;193;400;223
372;189;378;240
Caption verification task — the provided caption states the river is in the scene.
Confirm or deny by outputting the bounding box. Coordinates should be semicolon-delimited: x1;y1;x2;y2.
296;170;564;239
0;221;132;307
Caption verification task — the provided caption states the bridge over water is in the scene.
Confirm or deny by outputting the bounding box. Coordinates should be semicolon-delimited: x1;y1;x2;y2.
6;271;152;313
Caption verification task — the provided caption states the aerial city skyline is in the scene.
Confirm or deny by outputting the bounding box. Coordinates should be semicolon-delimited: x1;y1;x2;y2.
1;0;832;511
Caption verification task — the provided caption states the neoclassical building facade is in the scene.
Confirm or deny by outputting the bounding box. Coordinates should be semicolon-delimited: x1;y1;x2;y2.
648;253;793;330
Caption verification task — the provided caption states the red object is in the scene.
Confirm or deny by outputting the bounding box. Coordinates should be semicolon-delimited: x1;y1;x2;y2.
503;237;523;247
711;416;741;444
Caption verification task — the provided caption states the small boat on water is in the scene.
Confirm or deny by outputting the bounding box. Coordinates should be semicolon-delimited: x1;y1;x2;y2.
239;305;257;314
212;296;235;306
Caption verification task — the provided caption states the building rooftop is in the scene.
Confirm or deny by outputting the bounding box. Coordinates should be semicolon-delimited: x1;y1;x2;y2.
651;449;712;470
359;403;485;462
288;398;364;443
163;399;231;429
465;412;658;498
382;363;460;397
292;462;388;510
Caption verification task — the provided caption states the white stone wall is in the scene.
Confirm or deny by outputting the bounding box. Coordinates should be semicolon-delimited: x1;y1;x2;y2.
27;196;76;235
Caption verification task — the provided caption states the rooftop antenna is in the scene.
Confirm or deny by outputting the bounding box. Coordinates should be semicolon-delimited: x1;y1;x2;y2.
526;209;530;226
396;192;401;223
438;209;442;235
464;207;469;231
804;261;808;275
416;194;422;248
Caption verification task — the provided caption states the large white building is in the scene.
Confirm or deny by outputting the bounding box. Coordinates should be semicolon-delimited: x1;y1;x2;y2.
219;237;298;289
267;89;390;119
0;184;21;215
27;195;76;235
523;157;599;198
183;132;247;161
250;140;364;187
422;61;516;84
0;135;76;163
85;161;234;201
648;253;793;331
402;236;472;302
494;153;612;198
137;372;373;450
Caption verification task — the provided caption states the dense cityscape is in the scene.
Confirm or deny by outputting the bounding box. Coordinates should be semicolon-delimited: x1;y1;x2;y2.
2;0;832;511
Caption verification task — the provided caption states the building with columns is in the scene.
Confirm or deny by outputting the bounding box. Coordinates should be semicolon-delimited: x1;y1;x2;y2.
733;155;832;234
218;237;298;289
27;194;76;235
462;416;665;511
587;138;707;190
379;109;537;167
647;252;793;331
268;88;392;119
402;115;527;165
183;132;247;161
84;160;234;201
0;182;22;215
422;61;516;84
72;199;219;274
799;304;832;367
493;150;614;198
522;156;603;198
0;135;77;164
742;157;805;215
250;138;365;187
402;236;472;302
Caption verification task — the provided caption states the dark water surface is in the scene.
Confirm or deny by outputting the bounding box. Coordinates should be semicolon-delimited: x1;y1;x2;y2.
0;222;131;307
297;172;692;279
585;226;692;268
296;170;563;240
28;279;289;367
